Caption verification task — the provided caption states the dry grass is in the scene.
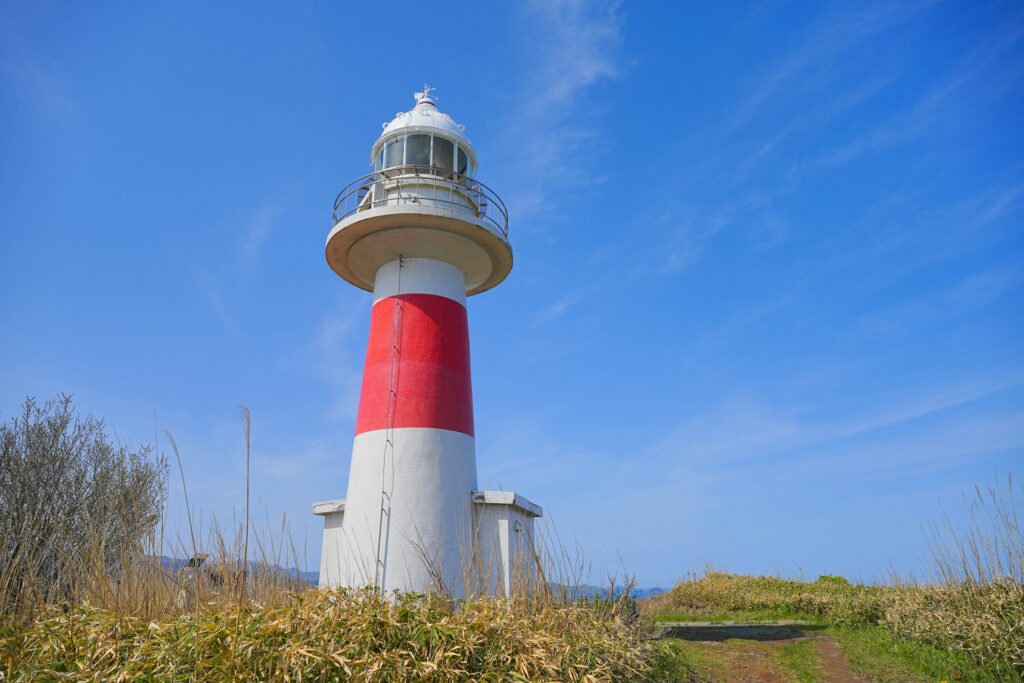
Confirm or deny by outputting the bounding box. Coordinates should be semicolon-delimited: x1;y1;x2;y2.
2;588;652;681
0;516;654;681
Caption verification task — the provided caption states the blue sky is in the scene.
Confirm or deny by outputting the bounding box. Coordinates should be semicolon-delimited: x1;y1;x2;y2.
1;1;1021;586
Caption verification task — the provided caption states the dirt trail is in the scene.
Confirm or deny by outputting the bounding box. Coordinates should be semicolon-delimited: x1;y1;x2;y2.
658;622;866;682
816;638;866;683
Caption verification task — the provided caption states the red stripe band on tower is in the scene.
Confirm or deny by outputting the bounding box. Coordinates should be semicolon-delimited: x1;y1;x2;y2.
355;292;474;436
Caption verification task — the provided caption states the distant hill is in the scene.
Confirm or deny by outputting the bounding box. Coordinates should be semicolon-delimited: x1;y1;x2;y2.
155;556;318;585
156;558;664;596
565;584;667;600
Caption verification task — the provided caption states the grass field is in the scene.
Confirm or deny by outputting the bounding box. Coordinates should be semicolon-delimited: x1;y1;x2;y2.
644;477;1023;682
643;570;1023;682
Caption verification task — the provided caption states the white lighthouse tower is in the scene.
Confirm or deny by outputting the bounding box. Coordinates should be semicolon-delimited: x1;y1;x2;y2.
314;87;542;597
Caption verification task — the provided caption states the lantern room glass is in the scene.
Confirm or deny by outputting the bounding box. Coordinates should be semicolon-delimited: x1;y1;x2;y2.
405;135;431;166
378;134;472;176
432;137;454;171
384;138;404;168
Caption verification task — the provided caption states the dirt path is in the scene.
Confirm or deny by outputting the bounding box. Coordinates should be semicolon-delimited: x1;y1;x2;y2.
658;622;866;682
816;638;865;682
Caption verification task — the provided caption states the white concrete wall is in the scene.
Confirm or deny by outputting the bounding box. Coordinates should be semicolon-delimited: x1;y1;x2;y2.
318;510;346;587
471;496;540;597
318;487;543;597
337;427;477;595
373;257;467;304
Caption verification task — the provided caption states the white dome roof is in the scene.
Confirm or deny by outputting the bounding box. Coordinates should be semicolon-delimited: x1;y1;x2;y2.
371;87;476;165
380;99;468;140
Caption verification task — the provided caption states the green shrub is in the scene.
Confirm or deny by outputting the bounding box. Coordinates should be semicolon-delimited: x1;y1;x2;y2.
0;395;167;620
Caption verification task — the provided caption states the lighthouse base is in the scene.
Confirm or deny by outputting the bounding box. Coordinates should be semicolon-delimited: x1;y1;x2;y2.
313;491;543;597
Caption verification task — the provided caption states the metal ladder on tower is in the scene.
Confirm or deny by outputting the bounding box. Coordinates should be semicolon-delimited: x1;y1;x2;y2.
374;256;403;590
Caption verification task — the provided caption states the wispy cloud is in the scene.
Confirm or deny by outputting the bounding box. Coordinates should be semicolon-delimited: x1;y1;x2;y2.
628;190;789;278
855;258;1024;338
1;51;76;125
725;1;935;133
948;260;1024;308
256;434;339;481
239;205;280;273
604;5;924;279
814;13;1024;168
806;177;1024;303
500;0;625;224
0;6;78;126
307;296;367;422
977;182;1024;225
813;410;1024;483
187;264;242;336
662;216;702;274
677;298;792;368
521;0;625;113
183;203;282;334
647;374;1024;474
531;288;589;326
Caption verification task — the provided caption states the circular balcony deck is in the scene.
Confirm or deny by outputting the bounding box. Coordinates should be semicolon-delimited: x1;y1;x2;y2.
326;166;512;296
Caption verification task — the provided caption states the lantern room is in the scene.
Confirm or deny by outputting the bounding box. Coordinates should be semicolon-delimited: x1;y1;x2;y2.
370;87;477;176
326;86;512;296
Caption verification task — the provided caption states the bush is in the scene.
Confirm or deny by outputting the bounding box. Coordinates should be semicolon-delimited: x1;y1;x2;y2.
0;395;168;620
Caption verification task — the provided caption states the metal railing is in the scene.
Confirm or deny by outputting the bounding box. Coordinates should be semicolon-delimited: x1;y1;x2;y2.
332;165;509;239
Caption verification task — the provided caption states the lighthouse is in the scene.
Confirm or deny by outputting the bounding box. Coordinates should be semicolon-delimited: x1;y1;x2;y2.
313;87;542;597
